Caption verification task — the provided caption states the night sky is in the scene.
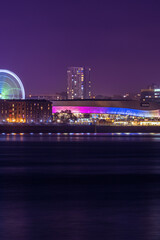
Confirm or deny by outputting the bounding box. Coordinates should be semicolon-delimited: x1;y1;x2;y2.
0;0;160;96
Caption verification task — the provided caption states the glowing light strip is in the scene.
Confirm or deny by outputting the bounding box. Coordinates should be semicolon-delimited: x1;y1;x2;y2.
52;106;160;118
0;69;25;99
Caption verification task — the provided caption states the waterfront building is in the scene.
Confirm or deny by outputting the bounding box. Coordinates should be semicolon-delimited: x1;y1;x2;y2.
52;99;160;119
25;100;52;123
67;67;91;99
0;100;52;123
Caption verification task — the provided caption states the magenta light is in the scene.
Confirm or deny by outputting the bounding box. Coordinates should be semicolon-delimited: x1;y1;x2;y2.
52;106;160;117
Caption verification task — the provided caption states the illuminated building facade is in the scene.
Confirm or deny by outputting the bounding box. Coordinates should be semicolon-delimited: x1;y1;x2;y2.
52;100;160;118
141;88;160;102
0;100;52;123
26;100;52;123
67;67;91;99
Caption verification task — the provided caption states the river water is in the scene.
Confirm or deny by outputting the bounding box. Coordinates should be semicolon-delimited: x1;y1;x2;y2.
0;133;160;240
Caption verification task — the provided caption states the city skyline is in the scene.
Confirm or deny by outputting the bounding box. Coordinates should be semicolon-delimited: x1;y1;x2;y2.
0;1;160;96
1;2;160;240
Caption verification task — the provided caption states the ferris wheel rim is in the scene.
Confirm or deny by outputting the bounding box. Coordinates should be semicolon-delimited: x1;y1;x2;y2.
0;69;25;99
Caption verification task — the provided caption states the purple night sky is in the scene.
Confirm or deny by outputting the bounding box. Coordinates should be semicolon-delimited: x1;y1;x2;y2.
0;0;160;96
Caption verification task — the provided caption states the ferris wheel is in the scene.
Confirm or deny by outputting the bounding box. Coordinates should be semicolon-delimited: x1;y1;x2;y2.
0;69;25;99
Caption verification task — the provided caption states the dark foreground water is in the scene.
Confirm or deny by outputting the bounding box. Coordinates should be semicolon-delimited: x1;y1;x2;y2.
1;133;160;239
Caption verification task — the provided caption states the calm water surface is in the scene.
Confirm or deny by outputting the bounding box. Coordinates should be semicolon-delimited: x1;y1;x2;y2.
0;133;160;239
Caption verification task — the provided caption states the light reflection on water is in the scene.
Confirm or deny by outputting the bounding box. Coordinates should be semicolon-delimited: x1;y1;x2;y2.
0;132;159;143
0;135;160;239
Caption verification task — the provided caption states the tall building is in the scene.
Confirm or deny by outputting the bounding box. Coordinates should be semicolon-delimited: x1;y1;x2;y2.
67;67;91;99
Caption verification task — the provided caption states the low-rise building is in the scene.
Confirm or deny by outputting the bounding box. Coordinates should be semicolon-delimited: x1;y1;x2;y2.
141;87;160;102
0;99;52;123
52;99;160;118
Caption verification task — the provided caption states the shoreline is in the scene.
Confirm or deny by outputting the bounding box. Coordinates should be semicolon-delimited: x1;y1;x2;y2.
0;124;160;133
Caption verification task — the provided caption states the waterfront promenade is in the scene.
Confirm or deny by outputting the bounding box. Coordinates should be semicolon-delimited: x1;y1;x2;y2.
0;124;160;133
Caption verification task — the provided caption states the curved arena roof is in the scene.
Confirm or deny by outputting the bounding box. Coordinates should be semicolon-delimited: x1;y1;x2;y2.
52;100;160;118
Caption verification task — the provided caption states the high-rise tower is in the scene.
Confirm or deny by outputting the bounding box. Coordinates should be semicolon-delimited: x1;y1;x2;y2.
67;67;91;99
